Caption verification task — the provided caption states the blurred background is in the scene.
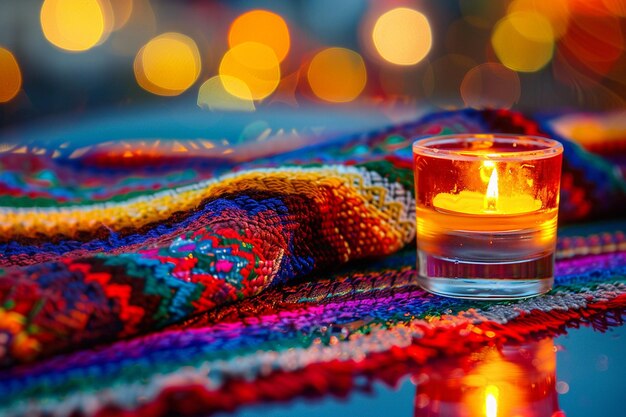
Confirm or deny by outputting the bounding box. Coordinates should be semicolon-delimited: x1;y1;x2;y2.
1;0;625;132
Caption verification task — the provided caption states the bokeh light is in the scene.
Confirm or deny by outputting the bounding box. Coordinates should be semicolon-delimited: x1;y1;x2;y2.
0;48;22;103
507;0;570;38
560;14;624;77
110;0;134;30
461;63;521;109
40;0;110;52
228;10;290;63
603;0;626;16
372;7;432;66
423;54;476;109
219;42;281;101
134;33;201;96
109;0;156;56
307;47;367;103
197;75;256;112
492;12;555;72
553;49;625;110
268;70;300;108
2;0;625;120
568;0;614;16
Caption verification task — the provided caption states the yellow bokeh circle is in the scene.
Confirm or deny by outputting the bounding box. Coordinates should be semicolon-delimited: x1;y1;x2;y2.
507;0;570;38
40;0;108;52
372;7;432;66
492;12;555;72
229;10;290;63
110;0;134;30
307;47;367;103
197;75;256;112
134;33;201;96
0;48;22;103
219;42;281;100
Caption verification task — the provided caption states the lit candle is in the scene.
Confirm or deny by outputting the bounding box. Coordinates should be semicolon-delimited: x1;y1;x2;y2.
413;134;563;299
432;162;542;215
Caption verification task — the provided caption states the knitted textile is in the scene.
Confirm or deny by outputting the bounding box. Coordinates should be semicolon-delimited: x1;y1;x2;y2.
0;109;625;416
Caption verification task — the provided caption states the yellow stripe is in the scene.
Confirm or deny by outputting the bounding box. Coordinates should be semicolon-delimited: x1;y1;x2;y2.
0;168;414;244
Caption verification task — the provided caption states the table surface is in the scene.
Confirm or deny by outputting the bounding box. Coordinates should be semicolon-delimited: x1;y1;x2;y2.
234;324;625;417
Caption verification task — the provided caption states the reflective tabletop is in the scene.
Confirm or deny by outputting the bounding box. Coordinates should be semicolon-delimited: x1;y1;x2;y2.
235;324;625;417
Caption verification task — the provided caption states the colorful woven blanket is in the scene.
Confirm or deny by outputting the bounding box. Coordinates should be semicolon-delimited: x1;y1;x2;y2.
0;109;625;416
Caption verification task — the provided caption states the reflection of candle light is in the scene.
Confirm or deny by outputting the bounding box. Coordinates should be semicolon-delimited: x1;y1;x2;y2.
413;338;561;417
485;385;499;417
485;168;498;211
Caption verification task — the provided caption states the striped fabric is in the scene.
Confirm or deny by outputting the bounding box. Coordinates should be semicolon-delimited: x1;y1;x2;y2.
0;109;624;416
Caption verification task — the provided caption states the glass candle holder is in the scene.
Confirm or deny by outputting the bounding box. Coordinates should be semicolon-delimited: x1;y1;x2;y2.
413;134;563;299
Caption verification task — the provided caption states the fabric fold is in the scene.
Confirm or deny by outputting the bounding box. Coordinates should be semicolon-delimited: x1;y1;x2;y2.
0;165;415;366
1;109;625;371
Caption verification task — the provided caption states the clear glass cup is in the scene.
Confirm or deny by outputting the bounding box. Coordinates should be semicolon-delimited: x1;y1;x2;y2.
412;134;563;299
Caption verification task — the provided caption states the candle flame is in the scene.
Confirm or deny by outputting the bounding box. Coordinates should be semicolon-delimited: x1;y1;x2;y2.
485;168;498;211
485;385;499;417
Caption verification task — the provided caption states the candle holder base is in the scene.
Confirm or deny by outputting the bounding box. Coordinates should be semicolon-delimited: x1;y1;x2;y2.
417;250;554;300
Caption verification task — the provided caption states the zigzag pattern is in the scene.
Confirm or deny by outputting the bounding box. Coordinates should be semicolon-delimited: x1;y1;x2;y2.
0;109;625;416
0;165;416;366
0;232;624;417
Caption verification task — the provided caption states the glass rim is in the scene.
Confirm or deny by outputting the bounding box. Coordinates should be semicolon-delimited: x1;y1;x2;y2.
412;133;563;161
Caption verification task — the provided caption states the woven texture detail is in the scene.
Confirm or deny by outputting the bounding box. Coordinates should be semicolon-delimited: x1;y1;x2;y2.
0;109;625;416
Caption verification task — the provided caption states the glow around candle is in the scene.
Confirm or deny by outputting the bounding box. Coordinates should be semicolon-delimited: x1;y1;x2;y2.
413;339;559;416
432;163;542;215
412;133;563;298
